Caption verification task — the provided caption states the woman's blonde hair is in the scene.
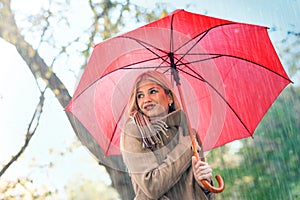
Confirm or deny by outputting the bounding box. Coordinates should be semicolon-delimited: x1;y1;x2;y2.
127;70;181;116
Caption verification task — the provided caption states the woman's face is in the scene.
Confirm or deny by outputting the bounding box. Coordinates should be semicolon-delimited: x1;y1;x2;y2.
136;81;173;118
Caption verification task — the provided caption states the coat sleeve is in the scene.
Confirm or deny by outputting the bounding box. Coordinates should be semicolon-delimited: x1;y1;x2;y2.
121;121;193;199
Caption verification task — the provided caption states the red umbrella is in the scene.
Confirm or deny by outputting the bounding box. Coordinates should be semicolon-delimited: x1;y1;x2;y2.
65;9;291;193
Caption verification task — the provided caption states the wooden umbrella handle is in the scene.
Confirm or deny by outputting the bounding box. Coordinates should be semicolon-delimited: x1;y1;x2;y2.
192;140;225;193
201;175;225;193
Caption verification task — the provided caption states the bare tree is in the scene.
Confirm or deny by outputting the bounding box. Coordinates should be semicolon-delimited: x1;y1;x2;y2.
0;0;168;198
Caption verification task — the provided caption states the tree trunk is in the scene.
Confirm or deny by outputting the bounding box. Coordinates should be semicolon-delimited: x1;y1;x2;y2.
0;0;134;199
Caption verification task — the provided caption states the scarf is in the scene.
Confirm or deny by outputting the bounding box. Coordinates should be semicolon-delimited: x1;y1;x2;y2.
132;111;169;150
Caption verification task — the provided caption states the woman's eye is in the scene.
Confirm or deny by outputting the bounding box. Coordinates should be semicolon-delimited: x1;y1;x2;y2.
149;89;158;94
137;93;144;99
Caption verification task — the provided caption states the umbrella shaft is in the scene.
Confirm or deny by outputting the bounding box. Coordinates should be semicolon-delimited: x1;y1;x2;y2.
168;52;180;85
176;84;202;161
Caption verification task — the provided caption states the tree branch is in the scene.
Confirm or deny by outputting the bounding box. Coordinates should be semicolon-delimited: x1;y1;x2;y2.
0;90;46;177
0;0;71;107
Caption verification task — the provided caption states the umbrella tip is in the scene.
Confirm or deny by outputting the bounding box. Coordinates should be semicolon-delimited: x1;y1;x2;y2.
170;9;185;16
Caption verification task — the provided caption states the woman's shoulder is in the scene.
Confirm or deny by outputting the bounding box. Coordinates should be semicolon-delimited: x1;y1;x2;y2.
120;117;146;153
122;117;140;138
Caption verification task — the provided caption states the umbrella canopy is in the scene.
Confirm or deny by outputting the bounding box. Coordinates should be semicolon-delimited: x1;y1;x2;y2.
66;9;291;158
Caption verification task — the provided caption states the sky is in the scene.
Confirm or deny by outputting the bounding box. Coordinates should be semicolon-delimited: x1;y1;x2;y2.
0;0;299;198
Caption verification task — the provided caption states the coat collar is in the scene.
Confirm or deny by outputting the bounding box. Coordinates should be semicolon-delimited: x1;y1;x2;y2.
153;109;188;131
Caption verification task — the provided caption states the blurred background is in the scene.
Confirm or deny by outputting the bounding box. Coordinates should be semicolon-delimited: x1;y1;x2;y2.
0;0;299;199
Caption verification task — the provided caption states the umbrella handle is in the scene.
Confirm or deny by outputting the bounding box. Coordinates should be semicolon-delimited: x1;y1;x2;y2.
192;141;225;193
201;175;225;194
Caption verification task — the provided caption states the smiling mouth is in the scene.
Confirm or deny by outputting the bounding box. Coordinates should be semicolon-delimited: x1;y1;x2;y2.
144;104;156;111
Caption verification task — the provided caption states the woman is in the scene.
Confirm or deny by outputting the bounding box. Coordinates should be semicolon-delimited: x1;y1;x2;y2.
121;70;216;200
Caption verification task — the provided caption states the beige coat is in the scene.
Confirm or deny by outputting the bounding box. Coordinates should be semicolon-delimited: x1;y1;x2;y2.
121;110;216;200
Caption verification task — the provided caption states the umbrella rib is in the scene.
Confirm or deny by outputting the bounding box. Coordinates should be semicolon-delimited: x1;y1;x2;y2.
177;67;252;135
170;12;174;53
176;52;291;82
221;54;291;82
72;56;170;100
176;54;222;68
105;103;127;156
174;23;236;65
120;56;168;69
118;35;171;65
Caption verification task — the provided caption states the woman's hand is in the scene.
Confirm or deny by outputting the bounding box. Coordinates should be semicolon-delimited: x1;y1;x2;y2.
192;156;213;187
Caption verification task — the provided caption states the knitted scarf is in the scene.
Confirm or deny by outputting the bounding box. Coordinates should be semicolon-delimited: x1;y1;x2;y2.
132;111;169;150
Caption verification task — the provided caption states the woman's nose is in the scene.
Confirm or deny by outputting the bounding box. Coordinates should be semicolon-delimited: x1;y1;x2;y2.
143;94;152;102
